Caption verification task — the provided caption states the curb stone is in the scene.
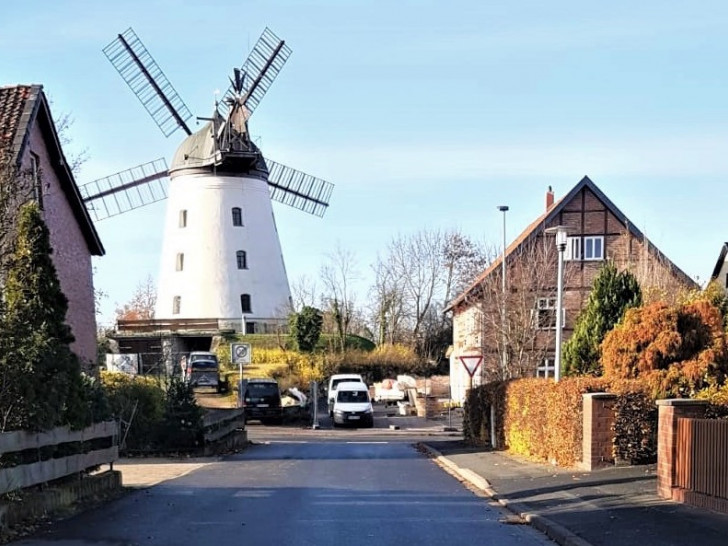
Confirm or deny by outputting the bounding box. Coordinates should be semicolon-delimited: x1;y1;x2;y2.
419;443;594;546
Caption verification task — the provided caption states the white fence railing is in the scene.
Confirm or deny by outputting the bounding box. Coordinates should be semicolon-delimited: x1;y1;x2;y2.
0;420;119;495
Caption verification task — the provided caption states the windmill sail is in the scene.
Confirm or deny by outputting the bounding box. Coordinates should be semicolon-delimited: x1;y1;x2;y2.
80;158;169;221
219;28;292;118
103;28;193;137
266;159;334;217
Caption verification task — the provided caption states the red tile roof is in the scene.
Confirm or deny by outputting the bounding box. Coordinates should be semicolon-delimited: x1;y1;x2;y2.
0;84;104;255
0;84;41;162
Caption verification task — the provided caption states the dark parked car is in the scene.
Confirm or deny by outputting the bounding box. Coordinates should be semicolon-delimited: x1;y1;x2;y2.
242;378;282;425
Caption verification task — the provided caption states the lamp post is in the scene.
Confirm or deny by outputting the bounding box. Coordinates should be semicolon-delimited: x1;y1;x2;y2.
545;225;570;382
497;206;509;378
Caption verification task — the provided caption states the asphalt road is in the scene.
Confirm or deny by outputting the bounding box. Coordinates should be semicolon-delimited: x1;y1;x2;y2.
17;436;553;546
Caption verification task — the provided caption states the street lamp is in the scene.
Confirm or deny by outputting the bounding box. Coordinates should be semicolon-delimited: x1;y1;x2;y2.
544;225;571;382
497;206;509;377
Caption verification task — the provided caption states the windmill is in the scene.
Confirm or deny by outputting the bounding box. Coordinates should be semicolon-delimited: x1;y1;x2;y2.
80;28;333;333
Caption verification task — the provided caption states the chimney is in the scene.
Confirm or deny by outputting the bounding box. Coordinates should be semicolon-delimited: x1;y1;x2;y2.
546;186;554;210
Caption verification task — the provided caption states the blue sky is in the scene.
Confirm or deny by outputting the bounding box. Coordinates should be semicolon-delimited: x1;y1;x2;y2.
3;1;728;327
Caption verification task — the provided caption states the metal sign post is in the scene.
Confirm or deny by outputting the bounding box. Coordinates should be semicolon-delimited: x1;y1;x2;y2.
311;381;320;430
231;342;251;407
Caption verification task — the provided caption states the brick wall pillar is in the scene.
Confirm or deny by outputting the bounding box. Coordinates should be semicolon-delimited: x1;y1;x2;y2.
656;399;707;500
580;393;617;471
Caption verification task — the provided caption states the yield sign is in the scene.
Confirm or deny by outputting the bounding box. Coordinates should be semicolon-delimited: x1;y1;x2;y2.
459;355;483;377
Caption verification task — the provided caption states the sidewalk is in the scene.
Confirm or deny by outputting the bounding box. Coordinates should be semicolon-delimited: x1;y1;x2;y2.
423;440;728;546
113;457;215;488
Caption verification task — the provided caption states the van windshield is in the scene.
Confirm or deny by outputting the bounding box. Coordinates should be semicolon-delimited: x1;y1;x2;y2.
337;390;368;403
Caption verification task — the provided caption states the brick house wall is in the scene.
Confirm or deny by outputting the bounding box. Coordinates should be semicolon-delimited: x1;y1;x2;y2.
1;85;104;368
20;124;97;365
448;177;697;401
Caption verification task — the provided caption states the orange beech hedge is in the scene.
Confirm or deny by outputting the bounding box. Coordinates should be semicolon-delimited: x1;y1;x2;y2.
464;377;660;467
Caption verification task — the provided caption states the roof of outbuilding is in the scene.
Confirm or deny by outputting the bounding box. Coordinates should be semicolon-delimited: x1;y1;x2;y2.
0;84;104;256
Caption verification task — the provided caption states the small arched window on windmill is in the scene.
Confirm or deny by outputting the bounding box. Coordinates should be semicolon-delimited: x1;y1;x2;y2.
241;294;252;314
172;296;181;315
236;250;247;269
232;207;243;226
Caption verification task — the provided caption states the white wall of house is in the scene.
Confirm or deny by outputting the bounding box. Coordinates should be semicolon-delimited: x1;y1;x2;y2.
450;305;484;405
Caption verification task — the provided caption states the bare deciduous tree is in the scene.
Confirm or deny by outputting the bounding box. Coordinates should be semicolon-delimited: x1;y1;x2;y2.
115;275;157;321
462;235;575;380
369;256;408;345
290;274;319;312
320;244;360;351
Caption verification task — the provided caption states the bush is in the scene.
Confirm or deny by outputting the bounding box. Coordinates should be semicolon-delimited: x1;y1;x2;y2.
101;372;165;452
158;378;204;450
611;388;657;464
463;382;506;447
602;299;728;398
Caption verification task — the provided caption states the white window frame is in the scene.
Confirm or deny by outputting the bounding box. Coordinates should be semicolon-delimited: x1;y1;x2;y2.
179;210;187;228
176;253;184;271
172;296;181;315
583;236;605;261
537;358;555;378
533;297;566;330
564;236;581;261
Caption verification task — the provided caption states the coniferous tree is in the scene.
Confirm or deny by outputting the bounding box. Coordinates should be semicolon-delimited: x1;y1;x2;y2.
563;262;642;377
289;306;323;353
0;202;82;430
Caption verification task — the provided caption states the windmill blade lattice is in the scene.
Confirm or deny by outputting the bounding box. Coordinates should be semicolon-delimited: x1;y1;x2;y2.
219;28;292;118
103;28;193;137
80;158;169;221
266;160;334;217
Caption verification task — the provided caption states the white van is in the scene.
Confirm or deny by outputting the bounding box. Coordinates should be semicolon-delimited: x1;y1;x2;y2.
327;373;363;415
332;381;373;428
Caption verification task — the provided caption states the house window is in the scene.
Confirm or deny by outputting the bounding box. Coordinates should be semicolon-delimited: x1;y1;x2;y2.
232;207;242;226
236;250;247;269
565;236;581;261
241;294;251;314
172;296;181;315
583;236;604;260
176;253;184;271
537;358;555;378
179;210;187;228
534;297;565;330
30;153;43;209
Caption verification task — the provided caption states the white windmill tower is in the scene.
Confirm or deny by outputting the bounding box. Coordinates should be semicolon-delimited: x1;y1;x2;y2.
80;29;333;335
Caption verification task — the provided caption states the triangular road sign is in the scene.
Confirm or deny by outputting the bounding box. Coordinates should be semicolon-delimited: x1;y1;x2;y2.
459;355;483;377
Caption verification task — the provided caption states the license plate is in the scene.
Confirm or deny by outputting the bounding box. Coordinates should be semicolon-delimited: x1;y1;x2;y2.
348;415;360;420
257;404;269;408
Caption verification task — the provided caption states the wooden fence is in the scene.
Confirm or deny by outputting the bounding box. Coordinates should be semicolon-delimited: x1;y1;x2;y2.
0;420;119;495
675;418;728;502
